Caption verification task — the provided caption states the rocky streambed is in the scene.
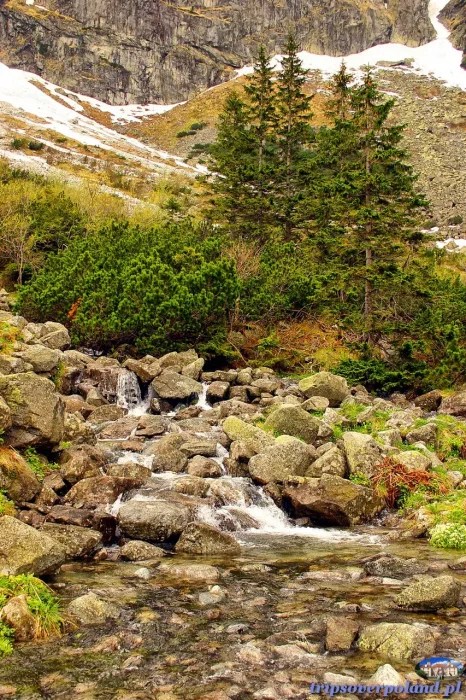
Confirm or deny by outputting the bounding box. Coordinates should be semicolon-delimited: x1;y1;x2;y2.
0;304;465;699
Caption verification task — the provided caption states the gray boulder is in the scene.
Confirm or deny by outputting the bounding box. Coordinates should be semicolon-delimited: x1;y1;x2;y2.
358;622;436;661
263;405;320;444
298;372;349;407
15;346;61;373
0;515;66;575
67;592;119;625
40;524;102;560
0;372;64;447
120;540;165;561
306;446;347;478
395;575;461;611
118;497;195;542
151;371;201;402
248;436;316;484
343;431;382;478
283;474;383;526
364;554;428;579
222;416;275;454
175;522;241;555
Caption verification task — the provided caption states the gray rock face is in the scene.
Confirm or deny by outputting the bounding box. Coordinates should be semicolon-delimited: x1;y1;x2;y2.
0;0;434;104
441;0;466;67
395;575;461;611
0;515;66;575
118;497;195;542
364;554;428;579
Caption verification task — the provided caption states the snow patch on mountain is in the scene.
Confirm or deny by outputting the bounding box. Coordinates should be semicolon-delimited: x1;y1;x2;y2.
237;0;466;91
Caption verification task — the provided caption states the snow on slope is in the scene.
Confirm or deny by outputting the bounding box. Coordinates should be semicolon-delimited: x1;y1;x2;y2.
238;0;466;91
0;62;203;176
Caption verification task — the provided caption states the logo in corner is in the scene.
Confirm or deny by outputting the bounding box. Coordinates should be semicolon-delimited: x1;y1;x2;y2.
416;657;465;681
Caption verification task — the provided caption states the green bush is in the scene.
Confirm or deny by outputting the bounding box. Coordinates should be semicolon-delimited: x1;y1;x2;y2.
0;622;14;656
18;221;239;356
335;354;429;395
429;523;466;550
0;574;64;643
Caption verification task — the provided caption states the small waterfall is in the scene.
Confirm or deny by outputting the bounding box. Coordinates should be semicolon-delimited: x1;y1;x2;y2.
196;382;212;411
116;369;142;412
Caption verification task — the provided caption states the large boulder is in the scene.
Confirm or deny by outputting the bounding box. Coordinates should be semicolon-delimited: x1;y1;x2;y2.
175;522;241;555
441;391;466;416
40;524;103;560
298;372;349;407
123;356;161;383
38;322;71;350
283;474;383;526
358;622;436;661
342;432;382;478
14;346;61;373
222;416;275;454
263;405;320;444
118;497;195;543
248;436;316;484
0;373;64;447
120;540;165;561
306;446;347;478
395;575;461;611
393;450;432;473
0;516;66;575
0;446;41;502
151;371;201;403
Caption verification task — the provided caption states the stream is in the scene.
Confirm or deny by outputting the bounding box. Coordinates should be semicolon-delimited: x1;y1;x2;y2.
0;372;465;700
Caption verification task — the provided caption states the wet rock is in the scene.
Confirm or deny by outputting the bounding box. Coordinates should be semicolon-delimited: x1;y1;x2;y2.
0;594;36;641
248;436;315;484
67;592;119;625
263;405;320;444
64;476;135;509
134;414;169;437
306;446;347;478
395;575;461;611
449;556;466;571
172;475;210;497
180;437;218;458
144;434;189;473
207;381;230;403
367;664;405;686
274;644;314;664
0;446;41;502
175;522;241;555
158;562;219;582
151;371;201;403
98;416;139;439
363;554;428;579
118;497;195;542
40;524;103;559
325;617;359;652
0;372;64;447
358;622;436;661
342;432;382;478
283;474;383;526
298;372;349;407
187;456;222;478
120;540;165;561
222;416;275;453
198;585;226;606
0;515;66;575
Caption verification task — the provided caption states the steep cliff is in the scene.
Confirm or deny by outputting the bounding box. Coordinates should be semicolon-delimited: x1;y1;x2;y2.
0;0;434;104
441;0;466;67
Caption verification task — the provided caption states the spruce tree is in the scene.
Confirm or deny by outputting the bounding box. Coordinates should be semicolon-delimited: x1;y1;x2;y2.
275;34;314;238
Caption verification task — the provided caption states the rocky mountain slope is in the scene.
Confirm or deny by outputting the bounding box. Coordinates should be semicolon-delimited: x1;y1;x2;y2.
0;0;435;103
441;0;466;66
